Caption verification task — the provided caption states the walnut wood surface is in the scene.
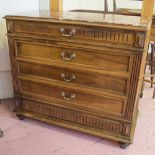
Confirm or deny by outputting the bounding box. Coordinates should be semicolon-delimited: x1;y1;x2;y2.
50;0;63;13
71;9;155;42
141;0;155;21
18;62;128;95
16;41;131;72
5;10;150;146
20;79;126;117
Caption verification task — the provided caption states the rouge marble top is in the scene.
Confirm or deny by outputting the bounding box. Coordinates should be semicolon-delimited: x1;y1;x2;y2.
4;10;151;31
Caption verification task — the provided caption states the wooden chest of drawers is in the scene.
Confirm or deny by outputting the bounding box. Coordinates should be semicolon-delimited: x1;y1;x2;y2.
5;11;150;148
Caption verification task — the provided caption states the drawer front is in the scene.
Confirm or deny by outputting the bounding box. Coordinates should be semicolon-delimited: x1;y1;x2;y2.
12;21;136;47
16;41;131;72
19;62;128;95
20;79;126;117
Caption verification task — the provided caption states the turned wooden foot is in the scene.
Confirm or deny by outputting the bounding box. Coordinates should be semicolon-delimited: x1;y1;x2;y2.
0;129;3;138
119;142;130;149
16;114;25;120
153;87;155;98
140;92;143;98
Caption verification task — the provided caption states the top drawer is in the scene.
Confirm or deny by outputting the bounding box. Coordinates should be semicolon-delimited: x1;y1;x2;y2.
7;20;144;48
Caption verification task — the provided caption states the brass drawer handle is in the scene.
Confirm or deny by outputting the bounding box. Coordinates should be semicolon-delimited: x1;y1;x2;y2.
60;28;76;37
61;92;76;101
61;73;76;82
61;52;76;61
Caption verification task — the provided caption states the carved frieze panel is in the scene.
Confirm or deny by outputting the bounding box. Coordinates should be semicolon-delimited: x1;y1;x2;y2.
22;99;125;135
10;21;146;49
135;32;146;48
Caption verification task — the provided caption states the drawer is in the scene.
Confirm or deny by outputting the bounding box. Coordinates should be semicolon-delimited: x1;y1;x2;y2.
12;21;135;47
18;62;128;95
16;41;131;72
20;79;127;117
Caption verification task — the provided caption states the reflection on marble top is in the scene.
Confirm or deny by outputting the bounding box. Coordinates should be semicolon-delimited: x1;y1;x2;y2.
4;10;150;29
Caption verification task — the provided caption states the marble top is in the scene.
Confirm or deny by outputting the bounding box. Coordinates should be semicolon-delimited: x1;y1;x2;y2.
4;10;151;30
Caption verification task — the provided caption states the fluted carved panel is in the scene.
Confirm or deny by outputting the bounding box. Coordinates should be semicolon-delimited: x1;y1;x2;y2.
8;38;20;94
125;51;142;120
22;99;124;134
12;21;144;48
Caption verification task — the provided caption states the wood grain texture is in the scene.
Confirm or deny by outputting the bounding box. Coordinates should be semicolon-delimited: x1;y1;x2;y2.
5;10;151;147
141;0;155;22
18;61;128;95
16;41;131;72
20;98;126;135
50;0;63;13
11;20;145;49
16;100;132;143
71;9;155;42
19;78;126;117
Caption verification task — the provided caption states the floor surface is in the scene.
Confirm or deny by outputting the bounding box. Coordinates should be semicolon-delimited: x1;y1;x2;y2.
0;86;155;155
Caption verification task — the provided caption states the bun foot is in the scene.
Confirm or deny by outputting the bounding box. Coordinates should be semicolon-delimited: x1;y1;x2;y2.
119;142;130;149
0;129;3;138
16;114;25;120
140;92;143;98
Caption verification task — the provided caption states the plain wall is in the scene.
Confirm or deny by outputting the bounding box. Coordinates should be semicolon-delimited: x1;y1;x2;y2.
39;0;81;11
0;0;39;99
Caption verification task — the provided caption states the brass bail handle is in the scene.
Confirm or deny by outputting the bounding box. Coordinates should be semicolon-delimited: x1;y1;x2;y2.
61;51;76;61
61;92;76;101
60;28;76;37
61;73;76;82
